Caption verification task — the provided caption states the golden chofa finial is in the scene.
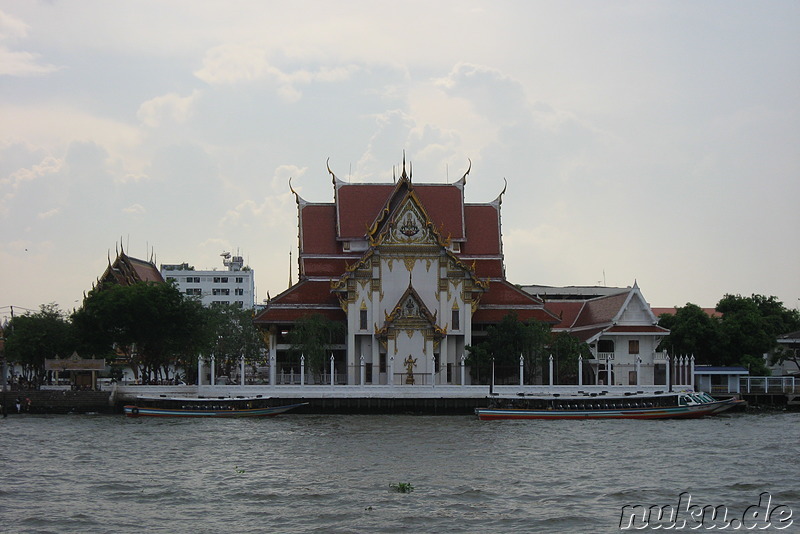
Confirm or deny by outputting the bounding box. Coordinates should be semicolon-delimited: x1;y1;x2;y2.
462;158;472;182
326;157;337;184
288;176;300;205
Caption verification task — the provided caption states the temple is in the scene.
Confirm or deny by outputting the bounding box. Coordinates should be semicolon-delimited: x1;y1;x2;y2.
96;245;164;290
254;158;558;385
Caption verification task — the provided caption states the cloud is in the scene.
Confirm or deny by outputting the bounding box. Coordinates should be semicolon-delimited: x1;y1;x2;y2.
37;207;60;219
0;154;63;216
0;10;59;76
123;203;146;215
138;90;200;128
194;43;359;102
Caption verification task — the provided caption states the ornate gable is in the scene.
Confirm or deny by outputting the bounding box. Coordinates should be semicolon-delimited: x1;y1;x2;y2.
375;283;445;344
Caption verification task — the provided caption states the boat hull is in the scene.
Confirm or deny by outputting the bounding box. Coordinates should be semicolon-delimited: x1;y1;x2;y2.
476;393;743;421
124;402;307;418
477;404;716;420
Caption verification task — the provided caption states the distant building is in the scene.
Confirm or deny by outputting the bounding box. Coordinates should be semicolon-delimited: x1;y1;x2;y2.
523;283;676;386
97;246;164;290
161;253;255;309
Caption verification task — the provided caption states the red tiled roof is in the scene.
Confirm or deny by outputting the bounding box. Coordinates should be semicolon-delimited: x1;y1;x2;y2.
254;280;344;324
573;292;629;327
462;205;500;255
469;258;504;278
544;301;586;329
336;183;394;238
414;185;464;240
300;258;354;277
472;280;559;324
335;182;465;240
129;257;164;283
300;204;339;254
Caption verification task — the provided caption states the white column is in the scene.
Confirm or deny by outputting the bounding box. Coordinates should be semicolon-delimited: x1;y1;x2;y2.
635;356;641;386
607;357;613;386
300;355;305;386
389;356;394;386
431;355;436;386
269;352;276;386
578;355;583;386
665;355;671;390
210;354;216;386
197;354;203;386
240;354;245;387
519;354;524;386
330;354;335;386
690;355;695;389
549;354;554;386
360;354;366;386
460;354;466;386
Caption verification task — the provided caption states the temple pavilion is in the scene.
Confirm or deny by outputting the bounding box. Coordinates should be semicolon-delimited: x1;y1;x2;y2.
254;158;559;385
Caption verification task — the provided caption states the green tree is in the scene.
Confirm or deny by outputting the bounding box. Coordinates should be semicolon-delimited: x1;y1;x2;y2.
466;313;556;384
550;331;592;384
4;303;76;384
199;304;266;382
287;314;345;379
72;282;206;382
657;303;722;362
659;294;800;371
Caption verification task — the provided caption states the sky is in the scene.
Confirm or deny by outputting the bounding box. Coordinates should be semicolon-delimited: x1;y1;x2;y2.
1;1;799;322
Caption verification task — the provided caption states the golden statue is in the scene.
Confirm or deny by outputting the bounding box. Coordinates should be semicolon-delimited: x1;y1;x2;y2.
404;355;417;384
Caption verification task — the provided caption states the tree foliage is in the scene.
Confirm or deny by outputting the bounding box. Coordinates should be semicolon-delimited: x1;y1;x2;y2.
658;294;800;373
198;304;266;380
4;304;75;384
287;314;345;377
72;282;207;382
466;313;588;384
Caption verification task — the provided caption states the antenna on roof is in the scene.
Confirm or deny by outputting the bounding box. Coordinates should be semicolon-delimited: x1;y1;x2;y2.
288;249;293;288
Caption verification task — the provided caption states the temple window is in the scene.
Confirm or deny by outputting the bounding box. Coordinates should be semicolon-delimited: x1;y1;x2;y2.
360;309;368;330
629;340;640;354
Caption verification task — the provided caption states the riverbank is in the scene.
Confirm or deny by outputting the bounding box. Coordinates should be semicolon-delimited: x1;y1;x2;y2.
1;386;788;415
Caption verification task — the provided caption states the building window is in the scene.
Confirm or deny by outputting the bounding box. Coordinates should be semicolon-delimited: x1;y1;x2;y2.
452;309;460;330
213;276;229;283
166;277;176;283
379;353;386;374
185;288;201;296
236;277;244;283
212;288;230;296
186;276;200;283
628;340;639;354
598;339;614;353
235;288;244;296
360;309;368;330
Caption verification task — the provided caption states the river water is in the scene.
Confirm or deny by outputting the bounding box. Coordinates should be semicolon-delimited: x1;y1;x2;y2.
0;412;797;533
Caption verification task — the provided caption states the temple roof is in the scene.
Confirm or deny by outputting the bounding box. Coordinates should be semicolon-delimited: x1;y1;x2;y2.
253;279;345;324
97;248;163;290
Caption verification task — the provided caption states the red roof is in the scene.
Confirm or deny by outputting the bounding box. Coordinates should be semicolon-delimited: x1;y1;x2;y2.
254;280;344;324
335;183;395;238
335;182;465;240
300;204;339;254
544;301;585;329
461;205;501;255
473;280;559;324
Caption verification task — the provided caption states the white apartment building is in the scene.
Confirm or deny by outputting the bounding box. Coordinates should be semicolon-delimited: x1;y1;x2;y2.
161;253;255;309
